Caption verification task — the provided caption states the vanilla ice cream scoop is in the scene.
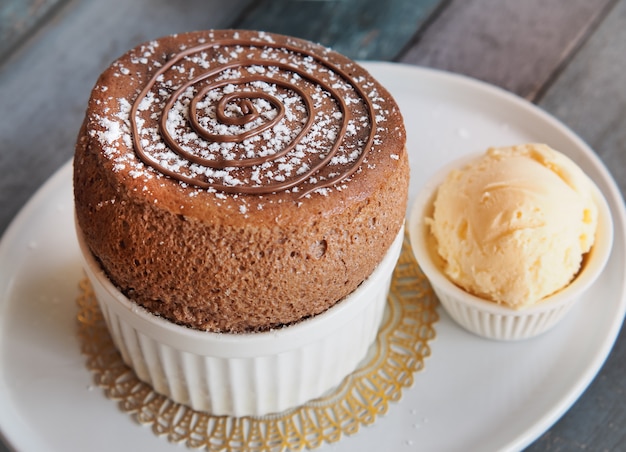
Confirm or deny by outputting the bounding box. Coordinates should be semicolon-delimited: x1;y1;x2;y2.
428;143;598;308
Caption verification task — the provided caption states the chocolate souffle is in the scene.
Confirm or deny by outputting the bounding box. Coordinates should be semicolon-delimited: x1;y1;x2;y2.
74;30;409;333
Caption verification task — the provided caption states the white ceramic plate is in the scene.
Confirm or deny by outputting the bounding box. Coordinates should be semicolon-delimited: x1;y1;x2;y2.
0;63;624;452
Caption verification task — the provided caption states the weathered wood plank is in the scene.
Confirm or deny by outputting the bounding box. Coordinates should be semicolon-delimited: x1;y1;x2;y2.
538;0;626;193
527;3;626;449
233;0;445;60
399;0;615;99
0;0;69;61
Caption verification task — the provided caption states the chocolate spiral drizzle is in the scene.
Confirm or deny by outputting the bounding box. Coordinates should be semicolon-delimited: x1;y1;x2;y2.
129;37;377;196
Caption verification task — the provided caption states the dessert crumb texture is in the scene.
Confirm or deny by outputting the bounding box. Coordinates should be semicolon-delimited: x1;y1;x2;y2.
74;30;409;332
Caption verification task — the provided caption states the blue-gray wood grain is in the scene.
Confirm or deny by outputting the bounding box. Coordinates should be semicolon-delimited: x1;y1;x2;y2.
234;0;444;60
398;0;616;100
0;0;69;61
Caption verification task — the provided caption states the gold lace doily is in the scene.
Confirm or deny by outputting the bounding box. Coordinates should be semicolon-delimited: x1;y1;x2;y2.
76;235;439;451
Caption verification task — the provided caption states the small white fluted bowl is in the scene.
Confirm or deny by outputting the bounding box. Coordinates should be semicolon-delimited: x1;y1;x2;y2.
409;156;613;341
76;220;403;416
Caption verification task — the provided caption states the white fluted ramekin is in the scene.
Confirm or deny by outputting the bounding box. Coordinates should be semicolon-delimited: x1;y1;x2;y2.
409;156;613;341
76;219;403;416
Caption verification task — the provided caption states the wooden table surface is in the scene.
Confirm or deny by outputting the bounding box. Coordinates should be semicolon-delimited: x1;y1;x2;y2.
1;0;625;450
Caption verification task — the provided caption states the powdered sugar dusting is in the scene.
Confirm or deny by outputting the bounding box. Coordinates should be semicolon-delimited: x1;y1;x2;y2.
91;31;397;211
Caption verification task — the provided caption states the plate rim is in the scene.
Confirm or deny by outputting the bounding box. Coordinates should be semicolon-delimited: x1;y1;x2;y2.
1;62;625;452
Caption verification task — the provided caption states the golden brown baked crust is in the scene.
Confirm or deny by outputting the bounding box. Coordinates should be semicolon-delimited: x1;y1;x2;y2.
74;30;409;333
